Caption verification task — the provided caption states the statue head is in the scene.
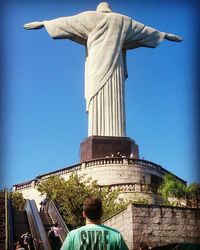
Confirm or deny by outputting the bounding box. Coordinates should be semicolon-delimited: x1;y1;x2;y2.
96;2;112;13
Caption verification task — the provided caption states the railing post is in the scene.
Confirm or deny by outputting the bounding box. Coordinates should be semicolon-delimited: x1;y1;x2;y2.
123;158;129;165
81;162;86;169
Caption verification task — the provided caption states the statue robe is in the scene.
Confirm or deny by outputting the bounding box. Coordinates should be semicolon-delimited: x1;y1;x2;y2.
43;11;165;136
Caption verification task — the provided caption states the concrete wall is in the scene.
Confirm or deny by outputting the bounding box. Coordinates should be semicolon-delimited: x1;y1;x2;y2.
104;204;200;250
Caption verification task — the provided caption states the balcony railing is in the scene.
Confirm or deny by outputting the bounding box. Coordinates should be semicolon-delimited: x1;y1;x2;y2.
14;157;186;191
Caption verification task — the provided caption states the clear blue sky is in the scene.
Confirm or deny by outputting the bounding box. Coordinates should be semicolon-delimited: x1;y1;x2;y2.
1;0;199;188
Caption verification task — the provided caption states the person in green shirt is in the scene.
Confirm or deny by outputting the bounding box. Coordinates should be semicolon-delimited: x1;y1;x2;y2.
60;197;129;250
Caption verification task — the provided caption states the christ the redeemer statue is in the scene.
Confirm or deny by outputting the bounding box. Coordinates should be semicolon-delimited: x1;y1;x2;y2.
24;2;182;137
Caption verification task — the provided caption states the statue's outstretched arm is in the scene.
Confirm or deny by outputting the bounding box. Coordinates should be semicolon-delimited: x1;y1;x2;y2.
23;22;44;30
165;33;183;42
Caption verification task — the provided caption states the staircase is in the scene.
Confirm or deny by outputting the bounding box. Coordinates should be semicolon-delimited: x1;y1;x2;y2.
40;212;53;235
12;209;30;244
10;200;68;250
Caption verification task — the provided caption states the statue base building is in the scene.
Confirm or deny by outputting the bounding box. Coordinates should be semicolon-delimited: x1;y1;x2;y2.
80;136;139;162
13;136;186;207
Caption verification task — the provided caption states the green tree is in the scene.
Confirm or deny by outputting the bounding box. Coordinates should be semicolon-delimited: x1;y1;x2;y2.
159;174;186;202
37;173;128;228
0;190;4;200
9;191;26;211
158;174;200;208
185;183;200;208
135;197;149;205
0;189;26;211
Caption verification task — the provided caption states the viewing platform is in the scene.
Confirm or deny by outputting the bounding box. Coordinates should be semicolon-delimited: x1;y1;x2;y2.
13;157;186;206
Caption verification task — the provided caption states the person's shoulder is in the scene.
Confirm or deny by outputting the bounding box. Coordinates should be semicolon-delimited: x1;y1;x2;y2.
68;225;87;235
98;224;121;234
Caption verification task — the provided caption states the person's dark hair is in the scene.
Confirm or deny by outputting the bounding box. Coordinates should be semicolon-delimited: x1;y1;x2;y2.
83;197;103;221
54;222;59;227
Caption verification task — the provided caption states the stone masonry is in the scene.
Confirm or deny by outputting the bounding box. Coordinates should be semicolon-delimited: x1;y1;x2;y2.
104;203;200;250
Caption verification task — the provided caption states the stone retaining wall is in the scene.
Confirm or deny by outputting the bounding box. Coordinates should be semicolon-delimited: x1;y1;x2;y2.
104;204;200;250
103;205;134;249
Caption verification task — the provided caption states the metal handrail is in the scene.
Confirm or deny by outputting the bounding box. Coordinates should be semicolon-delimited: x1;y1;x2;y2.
46;201;69;243
24;199;51;250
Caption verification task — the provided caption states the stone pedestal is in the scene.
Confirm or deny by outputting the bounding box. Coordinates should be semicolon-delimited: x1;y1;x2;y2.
80;136;139;162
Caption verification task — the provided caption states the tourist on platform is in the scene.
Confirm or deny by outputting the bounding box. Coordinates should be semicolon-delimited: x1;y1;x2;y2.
60;197;129;250
130;153;134;158
117;152;122;157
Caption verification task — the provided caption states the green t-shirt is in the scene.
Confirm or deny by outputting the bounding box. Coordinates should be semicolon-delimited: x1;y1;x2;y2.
60;224;129;250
